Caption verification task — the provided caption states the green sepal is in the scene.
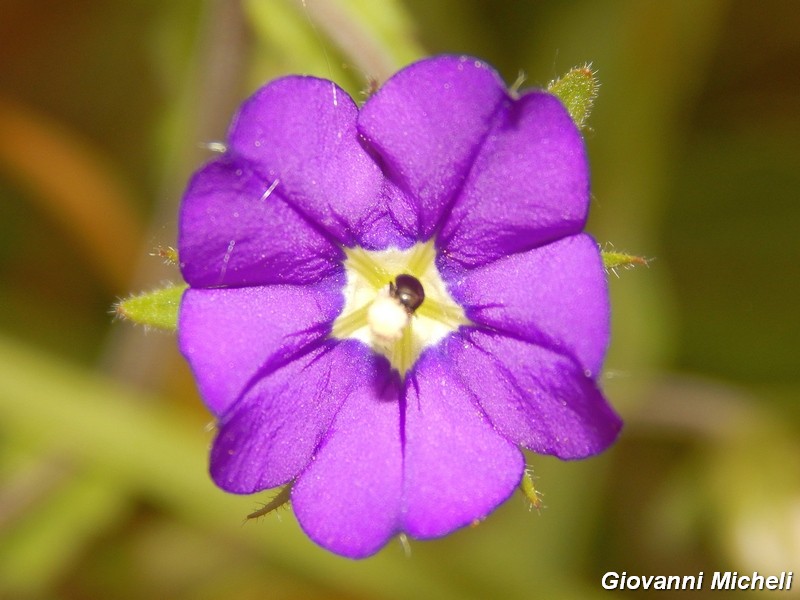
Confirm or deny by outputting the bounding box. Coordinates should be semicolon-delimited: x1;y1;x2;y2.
151;245;178;265
548;65;599;129
520;469;543;511
601;249;649;272
115;284;187;331
246;483;293;521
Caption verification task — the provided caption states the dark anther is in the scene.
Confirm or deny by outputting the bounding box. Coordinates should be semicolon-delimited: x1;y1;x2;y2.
390;274;425;314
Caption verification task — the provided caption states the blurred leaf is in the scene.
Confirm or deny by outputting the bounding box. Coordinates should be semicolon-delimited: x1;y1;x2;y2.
302;0;426;81
116;284;186;331
244;0;357;93
0;450;70;532
244;0;425;99
0;465;129;597
0;96;144;292
666;131;800;381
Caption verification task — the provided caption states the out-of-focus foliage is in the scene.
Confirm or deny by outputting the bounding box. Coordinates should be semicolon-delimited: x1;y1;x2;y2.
1;1;798;598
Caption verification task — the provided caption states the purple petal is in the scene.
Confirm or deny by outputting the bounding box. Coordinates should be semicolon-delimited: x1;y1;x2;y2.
292;353;402;558
179;157;343;287
357;178;418;250
227;76;410;248
438;90;589;271
209;340;374;493
448;233;609;376
401;349;524;538
178;279;343;416
443;330;622;459
359;55;508;239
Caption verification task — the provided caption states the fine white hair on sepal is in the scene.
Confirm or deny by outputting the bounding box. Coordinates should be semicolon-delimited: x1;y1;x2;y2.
367;292;410;340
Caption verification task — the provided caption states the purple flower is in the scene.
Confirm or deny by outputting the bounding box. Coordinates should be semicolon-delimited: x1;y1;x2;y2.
178;55;621;558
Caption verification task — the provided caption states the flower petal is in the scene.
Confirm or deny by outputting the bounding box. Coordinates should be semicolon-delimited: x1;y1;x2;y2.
178;157;343;287
359;55;509;239
209;340;373;493
438;90;589;271
178;278;344;416
448;233;609;376
292;352;402;558
227;76;409;248
401;349;524;538
443;330;622;459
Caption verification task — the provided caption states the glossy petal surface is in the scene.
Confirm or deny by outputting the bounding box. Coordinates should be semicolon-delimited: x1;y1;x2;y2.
443;330;622;459
439;91;589;271
359;55;508;239
402;350;524;537
449;233;609;376
178;280;343;416
179;157;343;287
210;340;369;493
292;352;402;558
228;76;411;248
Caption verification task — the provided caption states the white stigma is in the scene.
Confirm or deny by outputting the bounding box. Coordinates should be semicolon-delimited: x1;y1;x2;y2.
367;292;410;341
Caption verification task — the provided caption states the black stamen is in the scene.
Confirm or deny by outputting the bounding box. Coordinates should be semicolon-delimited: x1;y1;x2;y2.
390;274;425;314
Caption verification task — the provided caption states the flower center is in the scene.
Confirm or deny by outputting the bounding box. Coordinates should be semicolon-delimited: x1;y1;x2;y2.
331;241;470;375
366;274;424;341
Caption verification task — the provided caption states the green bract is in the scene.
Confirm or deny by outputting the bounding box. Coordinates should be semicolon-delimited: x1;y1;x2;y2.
116;284;186;331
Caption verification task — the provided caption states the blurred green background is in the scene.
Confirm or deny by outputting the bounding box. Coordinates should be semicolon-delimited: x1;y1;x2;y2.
1;1;798;598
